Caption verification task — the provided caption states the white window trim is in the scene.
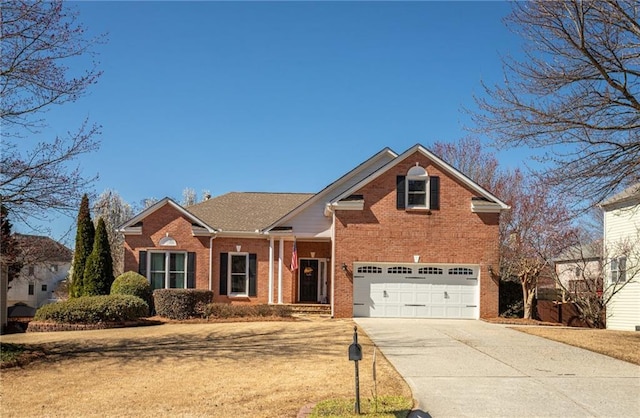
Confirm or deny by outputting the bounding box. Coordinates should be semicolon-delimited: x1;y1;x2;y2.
406;165;430;210
611;257;626;283
228;252;250;297
148;250;188;289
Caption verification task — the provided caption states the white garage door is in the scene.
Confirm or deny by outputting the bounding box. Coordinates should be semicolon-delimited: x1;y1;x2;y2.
353;262;479;319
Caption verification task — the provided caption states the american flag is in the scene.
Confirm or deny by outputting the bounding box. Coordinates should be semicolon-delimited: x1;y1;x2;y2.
291;241;298;271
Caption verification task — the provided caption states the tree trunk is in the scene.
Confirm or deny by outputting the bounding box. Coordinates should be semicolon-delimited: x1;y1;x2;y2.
522;282;536;319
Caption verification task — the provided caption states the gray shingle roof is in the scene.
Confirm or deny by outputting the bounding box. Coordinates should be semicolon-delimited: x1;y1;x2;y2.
601;182;640;207
187;192;313;232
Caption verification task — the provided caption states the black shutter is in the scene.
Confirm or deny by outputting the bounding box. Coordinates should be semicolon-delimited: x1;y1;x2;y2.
187;252;196;288
139;251;147;276
396;175;406;209
429;176;440;210
219;253;228;295
248;253;257;297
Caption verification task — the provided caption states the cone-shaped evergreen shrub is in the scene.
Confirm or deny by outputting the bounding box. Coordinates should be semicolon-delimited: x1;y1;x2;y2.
71;194;94;297
83;218;114;296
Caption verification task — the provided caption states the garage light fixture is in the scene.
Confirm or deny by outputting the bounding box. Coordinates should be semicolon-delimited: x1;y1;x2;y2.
341;263;348;272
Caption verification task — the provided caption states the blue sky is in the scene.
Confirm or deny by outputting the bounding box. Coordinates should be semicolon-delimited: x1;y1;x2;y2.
18;0;531;244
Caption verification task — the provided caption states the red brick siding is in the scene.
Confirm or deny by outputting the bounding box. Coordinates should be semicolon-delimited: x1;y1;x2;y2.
333;152;500;318
123;205;210;289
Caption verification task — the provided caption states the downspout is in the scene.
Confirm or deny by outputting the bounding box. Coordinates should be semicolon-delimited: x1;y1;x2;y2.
330;209;336;318
278;238;284;304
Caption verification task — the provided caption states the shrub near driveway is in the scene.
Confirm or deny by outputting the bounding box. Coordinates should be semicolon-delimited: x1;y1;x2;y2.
0;319;411;417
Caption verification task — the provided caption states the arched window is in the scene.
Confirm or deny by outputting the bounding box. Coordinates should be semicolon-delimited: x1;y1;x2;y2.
406;165;428;209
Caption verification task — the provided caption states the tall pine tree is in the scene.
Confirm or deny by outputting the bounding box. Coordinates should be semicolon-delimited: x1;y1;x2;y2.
71;194;94;297
83;217;114;296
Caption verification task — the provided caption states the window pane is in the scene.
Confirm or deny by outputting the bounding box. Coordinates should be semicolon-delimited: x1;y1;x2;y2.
408;193;426;206
408;179;426;192
150;253;165;271
170;253;185;271
231;255;247;274
170;273;185;288
150;273;165;290
231;274;246;293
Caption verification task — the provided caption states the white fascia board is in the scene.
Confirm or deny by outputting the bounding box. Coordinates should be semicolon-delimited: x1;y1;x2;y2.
117;197;217;233
331;200;365;211
263;147;398;232
121;226;142;235
470;200;504;213
331;144;511;210
214;230;263;238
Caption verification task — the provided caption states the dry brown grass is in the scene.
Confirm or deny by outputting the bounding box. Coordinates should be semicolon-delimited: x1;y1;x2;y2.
0;318;411;417
513;326;640;365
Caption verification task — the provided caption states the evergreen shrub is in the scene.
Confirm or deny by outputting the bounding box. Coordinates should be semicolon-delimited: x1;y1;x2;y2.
111;271;153;309
153;289;214;320
34;295;149;324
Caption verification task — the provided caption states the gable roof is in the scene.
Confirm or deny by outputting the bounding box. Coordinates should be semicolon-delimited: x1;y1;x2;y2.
187;192;313;232
331;144;510;210
601;182;640;208
554;242;602;263
263;147;398;231
118;197;217;233
14;234;72;263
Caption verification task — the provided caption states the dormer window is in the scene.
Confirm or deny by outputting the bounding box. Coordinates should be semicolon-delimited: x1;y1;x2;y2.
406;165;428;209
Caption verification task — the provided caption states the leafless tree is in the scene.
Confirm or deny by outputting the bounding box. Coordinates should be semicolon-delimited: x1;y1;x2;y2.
1;0;103;224
499;171;579;319
92;190;133;277
181;188;198;207
472;0;640;208
553;234;639;327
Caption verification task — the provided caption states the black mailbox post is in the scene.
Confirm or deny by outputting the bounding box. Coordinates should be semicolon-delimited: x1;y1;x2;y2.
349;326;362;414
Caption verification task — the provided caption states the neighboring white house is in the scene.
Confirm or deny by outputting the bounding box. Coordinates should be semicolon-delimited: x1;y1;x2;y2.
553;242;602;302
601;183;640;331
6;234;72;312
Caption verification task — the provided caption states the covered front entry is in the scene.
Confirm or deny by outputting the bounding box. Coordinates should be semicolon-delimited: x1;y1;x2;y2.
352;262;479;319
298;258;328;303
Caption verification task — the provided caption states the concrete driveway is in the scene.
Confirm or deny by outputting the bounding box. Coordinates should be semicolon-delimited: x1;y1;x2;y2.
355;318;640;418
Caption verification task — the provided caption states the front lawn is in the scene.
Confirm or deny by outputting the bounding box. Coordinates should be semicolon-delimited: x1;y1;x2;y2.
513;326;640;365
0;319;411;417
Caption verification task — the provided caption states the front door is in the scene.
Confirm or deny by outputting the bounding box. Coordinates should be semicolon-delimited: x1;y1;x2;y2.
299;259;319;302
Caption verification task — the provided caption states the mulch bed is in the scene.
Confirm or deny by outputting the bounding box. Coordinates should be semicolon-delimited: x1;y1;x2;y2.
483;317;564;326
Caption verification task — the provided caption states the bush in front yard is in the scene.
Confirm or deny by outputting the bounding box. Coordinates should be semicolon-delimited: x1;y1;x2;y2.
202;303;292;319
153;289;214;320
111;271;153;309
33;295;149;324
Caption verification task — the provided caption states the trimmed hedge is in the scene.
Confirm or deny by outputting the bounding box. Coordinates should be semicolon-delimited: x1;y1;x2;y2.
153;289;214;320
202;303;292;319
111;271;153;309
33;295;149;324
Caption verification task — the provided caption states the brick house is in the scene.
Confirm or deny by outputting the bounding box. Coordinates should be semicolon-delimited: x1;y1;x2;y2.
120;144;509;318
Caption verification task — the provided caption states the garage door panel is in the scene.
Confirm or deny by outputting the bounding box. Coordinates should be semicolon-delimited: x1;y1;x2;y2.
353;263;479;319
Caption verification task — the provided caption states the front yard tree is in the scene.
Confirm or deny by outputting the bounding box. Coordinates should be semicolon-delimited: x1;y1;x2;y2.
70;194;94;297
83;217;114;296
473;0;640;207
0;205;23;285
92;190;134;277
0;0;103;224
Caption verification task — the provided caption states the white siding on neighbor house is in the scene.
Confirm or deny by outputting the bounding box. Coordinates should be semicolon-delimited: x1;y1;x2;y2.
7;261;70;309
604;205;640;331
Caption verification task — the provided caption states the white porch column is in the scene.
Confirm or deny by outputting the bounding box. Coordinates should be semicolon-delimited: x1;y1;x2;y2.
278;238;284;304
268;237;274;304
